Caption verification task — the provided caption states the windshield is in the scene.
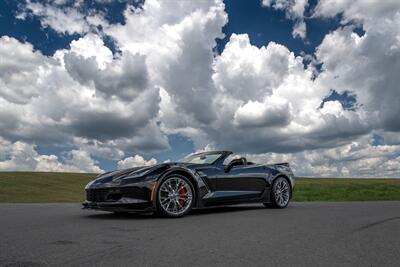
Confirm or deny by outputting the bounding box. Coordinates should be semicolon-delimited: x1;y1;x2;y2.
179;152;223;164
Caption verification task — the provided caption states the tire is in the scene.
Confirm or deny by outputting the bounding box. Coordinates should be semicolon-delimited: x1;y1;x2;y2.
264;177;291;209
155;174;195;218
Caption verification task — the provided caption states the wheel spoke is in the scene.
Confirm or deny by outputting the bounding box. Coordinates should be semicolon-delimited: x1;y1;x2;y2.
174;200;179;212
175;180;182;191
175;199;181;209
166;200;173;211
166;181;174;192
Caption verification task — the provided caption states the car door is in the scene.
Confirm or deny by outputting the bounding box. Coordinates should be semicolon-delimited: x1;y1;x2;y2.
217;163;267;196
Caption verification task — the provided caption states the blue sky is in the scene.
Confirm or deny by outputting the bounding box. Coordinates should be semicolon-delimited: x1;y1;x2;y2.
0;0;399;177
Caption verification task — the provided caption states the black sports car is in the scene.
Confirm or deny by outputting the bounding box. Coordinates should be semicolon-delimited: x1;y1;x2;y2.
83;150;295;217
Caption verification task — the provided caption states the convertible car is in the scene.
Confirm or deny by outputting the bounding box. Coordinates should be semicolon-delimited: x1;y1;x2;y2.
83;151;295;217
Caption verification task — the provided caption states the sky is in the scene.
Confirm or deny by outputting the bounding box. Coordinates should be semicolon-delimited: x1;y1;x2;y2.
0;0;399;177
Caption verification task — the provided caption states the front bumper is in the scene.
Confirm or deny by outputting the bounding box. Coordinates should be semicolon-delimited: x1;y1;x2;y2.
82;199;153;212
83;182;156;212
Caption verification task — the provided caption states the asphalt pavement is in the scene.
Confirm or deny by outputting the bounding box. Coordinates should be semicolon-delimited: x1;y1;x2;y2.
0;202;399;266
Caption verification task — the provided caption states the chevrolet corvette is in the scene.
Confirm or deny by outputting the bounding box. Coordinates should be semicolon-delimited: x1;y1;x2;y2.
83;150;295;217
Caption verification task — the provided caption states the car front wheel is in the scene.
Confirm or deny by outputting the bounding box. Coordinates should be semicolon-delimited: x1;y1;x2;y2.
156;175;194;218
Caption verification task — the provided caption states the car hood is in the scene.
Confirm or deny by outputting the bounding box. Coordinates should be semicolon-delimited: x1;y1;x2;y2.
92;165;159;184
89;162;206;186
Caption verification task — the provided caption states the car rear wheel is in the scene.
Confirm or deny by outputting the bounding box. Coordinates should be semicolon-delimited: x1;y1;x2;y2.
264;177;291;209
156;174;194;218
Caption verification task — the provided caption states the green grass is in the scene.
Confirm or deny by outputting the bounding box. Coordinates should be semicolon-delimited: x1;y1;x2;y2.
0;172;94;203
0;172;399;203
293;178;400;201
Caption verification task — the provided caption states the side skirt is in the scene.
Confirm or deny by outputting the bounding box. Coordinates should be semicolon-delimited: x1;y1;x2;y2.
201;188;271;207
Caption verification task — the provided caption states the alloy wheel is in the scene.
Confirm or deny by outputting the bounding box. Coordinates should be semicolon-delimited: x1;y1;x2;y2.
158;177;193;216
273;178;290;207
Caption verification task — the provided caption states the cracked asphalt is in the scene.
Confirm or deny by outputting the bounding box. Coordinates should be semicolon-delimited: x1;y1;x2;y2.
0;202;399;266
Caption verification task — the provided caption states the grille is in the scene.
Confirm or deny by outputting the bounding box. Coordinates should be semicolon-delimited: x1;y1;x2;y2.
86;189;109;202
86;187;147;202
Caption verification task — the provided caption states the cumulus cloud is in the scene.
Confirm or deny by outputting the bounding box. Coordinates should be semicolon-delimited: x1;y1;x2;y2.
246;134;400;178
64;50;150;101
213;34;291;100
68;34;113;69
0;0;226;171
314;1;400;132
105;0;227;124
203;33;369;154
0;36;48;103
0;33;168;157
0;138;103;173
18;0;108;35
1;0;400;177
64;150;104;173
313;0;400;26
117;155;157;169
233;96;291;128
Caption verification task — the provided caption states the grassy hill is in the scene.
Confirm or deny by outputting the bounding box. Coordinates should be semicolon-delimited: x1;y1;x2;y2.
0;172;94;203
0;172;399;203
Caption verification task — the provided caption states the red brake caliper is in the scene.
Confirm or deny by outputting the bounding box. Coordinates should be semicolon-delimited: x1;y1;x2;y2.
178;187;187;206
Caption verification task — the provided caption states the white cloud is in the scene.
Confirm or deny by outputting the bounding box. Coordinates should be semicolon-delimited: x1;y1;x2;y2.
0;138;103;173
205;33;368;154
0;33;168;157
64;150;104;173
0;36;48;104
117;155;157;169
105;0;227;124
233;95;291;128
319;100;344;116
69;34;113;69
292;20;306;39
18;0;108;35
246;135;400;178
1;0;228;171
262;0;308;39
213;34;291;101
64;50;150;101
313;0;400;27
1;0;400;177
314;1;400;132
21;1;89;35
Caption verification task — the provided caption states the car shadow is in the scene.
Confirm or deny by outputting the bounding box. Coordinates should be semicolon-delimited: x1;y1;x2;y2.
83;204;266;220
84;211;154;220
190;204;265;216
